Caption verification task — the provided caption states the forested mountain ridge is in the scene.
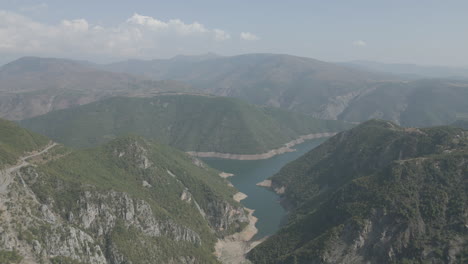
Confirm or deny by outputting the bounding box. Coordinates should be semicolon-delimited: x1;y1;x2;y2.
20;94;351;154
248;120;468;263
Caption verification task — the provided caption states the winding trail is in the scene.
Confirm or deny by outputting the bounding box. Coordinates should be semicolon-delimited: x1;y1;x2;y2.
0;142;57;264
0;142;57;194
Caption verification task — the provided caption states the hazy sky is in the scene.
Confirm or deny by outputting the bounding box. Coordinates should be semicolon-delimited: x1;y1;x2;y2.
1;0;468;66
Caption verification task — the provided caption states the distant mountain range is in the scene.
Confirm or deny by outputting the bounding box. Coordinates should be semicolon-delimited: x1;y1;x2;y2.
1;54;468;127
341;60;468;79
98;54;468;126
20;95;351;154
248;120;468;263
0;57;188;120
99;53;391;119
452;119;468;129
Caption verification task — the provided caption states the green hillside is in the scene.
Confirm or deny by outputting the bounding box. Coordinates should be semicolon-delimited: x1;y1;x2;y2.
20;95;351;154
248;120;468;263
0;119;49;168
0;119;248;263
30;137;244;262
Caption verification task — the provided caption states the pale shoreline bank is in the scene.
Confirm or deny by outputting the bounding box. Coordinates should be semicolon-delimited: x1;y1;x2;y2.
187;132;336;160
214;192;263;264
256;179;285;194
256;179;272;188
219;172;235;178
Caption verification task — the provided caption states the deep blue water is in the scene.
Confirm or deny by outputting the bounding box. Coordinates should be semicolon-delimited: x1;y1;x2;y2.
203;138;326;239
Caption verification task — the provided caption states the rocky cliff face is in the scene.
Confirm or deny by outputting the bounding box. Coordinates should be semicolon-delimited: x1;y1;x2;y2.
1;168;202;263
0;135;248;263
203;199;248;234
0;168;108;264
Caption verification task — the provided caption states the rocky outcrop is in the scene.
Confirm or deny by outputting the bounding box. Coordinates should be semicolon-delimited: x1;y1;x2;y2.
0;164;206;263
73;190;201;244
214;192;261;264
111;140;153;169
204;200;249;233
0;169;107;264
43;226;108;264
0;136;249;263
315;89;369;120
168;256;197;264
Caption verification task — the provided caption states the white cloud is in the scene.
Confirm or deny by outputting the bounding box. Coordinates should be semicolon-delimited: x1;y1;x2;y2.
61;19;89;32
0;11;237;59
213;29;231;41
240;32;260;41
352;40;367;47
126;13;169;30
126;14;210;35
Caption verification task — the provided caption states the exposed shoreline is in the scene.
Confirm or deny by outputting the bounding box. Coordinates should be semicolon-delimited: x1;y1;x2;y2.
187;132;336;160
214;192;263;264
256;179;285;194
256;180;272;188
219;172;235;178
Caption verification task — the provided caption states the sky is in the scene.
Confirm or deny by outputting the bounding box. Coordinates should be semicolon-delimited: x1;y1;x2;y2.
1;0;468;66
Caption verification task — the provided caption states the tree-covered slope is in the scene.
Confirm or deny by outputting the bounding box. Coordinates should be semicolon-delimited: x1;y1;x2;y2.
20;95;351;154
0;118;49;168
0;120;248;263
248;120;468;263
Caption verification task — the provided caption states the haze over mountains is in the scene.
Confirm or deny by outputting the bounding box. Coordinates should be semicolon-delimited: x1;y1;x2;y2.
99;53;391;120
100;53;468;127
2;1;468;263
1;54;468;128
342;60;468;80
0;52;467;264
0;57;188;120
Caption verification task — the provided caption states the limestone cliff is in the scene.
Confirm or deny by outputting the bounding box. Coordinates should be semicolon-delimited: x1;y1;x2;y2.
0;129;248;263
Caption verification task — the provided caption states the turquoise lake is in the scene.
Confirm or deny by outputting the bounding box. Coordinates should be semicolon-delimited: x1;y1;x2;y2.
203;138;326;239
